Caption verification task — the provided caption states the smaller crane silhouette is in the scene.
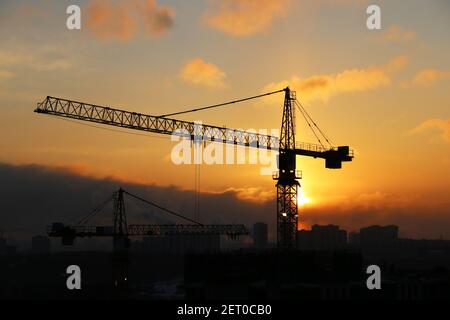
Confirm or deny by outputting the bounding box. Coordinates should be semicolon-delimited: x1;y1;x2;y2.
48;188;248;290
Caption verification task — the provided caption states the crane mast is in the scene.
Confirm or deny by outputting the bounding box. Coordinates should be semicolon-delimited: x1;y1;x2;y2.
275;88;300;248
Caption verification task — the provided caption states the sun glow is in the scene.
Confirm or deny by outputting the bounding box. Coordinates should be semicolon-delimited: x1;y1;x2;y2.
297;189;311;207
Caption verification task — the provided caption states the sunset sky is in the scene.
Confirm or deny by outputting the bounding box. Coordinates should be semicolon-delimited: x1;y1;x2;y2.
1;0;449;239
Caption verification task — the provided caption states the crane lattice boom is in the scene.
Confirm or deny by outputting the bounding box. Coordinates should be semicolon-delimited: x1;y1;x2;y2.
48;224;248;238
35;96;278;150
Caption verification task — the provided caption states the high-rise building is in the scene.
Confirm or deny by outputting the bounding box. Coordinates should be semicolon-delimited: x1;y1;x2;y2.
297;225;347;251
360;225;398;245
253;222;268;250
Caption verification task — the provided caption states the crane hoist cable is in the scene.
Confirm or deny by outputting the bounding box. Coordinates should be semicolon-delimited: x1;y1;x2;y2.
194;141;202;222
194;163;197;221
195;162;200;222
157;89;286;222
157;89;285;118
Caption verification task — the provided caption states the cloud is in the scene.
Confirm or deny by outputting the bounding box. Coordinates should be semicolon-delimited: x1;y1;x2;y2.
402;68;450;87
15;2;48;19
0;49;73;72
410;118;450;143
34;59;72;72
0;162;274;246
85;0;174;41
264;56;408;103
137;0;175;35
179;58;226;89
0;70;14;78
218;187;273;203
0;50;34;67
0;2;49;23
300;199;450;238
203;0;291;37
381;25;416;43
86;0;137;41
1;162;449;247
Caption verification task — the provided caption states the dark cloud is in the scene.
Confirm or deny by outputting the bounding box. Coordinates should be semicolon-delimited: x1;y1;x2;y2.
1;162;449;250
0;162;274;246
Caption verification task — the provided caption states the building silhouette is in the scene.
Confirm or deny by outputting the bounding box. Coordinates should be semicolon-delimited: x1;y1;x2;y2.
297;224;347;251
360;225;398;244
0;235;6;255
253;222;268;250
0;234;17;255
349;225;399;255
31;235;51;254
132;234;221;255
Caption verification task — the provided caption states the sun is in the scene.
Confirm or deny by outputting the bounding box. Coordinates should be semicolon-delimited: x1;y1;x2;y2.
297;189;311;207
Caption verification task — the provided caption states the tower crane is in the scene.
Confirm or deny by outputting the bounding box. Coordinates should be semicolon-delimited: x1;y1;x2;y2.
48;187;248;290
34;87;353;248
48;188;248;246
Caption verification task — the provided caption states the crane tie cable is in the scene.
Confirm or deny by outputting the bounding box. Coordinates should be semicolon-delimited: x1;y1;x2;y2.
296;98;335;147
158;89;285;118
75;189;203;226
294;99;335;148
123;190;203;226
77;194;114;225
295;101;325;149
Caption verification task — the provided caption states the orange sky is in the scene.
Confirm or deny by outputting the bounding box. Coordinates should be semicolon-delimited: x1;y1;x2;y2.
0;0;450;236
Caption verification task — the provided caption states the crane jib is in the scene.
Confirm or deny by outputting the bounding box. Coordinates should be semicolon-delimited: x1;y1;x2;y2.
35;96;279;150
34;96;353;161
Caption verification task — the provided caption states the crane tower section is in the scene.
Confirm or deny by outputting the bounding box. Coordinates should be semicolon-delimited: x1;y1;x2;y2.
274;88;300;248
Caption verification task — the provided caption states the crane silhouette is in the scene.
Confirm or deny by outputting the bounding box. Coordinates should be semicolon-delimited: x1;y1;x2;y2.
34;87;353;248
